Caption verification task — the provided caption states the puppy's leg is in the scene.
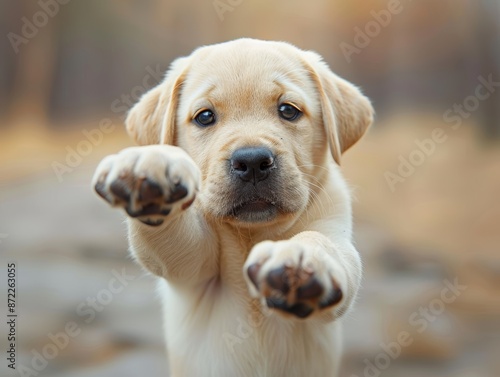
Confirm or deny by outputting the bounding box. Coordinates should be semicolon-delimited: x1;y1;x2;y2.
243;230;361;320
92;145;218;285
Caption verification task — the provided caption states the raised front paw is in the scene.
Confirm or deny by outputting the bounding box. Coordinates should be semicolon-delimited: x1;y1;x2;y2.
243;240;344;319
92;145;200;226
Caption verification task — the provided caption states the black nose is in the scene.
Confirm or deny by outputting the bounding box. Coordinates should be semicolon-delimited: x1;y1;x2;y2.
230;147;275;183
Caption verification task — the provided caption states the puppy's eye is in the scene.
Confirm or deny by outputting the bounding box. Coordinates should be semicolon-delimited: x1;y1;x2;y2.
278;103;302;121
194;109;216;127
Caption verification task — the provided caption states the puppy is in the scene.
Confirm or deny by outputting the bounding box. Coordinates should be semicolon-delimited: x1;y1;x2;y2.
92;38;373;377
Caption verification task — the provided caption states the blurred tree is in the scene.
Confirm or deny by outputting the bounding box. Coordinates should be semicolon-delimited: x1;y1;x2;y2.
7;0;60;129
476;0;500;140
0;0;498;137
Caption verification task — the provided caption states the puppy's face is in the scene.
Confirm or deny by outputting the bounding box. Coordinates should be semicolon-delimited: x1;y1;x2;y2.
176;43;324;225
126;39;373;226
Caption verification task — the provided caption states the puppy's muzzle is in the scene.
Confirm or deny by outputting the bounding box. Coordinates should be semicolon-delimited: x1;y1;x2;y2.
230;147;275;184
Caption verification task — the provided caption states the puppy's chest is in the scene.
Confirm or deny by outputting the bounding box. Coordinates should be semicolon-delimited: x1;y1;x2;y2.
164;232;339;376
164;281;338;377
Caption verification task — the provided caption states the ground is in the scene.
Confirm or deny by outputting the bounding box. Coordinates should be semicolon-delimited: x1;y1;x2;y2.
0;116;499;376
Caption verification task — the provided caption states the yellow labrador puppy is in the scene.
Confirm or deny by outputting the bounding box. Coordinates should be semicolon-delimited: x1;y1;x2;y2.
92;38;373;377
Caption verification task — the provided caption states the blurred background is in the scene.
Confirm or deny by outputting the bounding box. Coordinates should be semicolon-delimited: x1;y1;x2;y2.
0;0;499;376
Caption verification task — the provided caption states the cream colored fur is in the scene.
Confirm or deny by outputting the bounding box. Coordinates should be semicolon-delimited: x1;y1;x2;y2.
92;38;374;377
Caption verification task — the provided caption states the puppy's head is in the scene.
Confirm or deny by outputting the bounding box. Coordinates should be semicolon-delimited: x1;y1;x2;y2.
126;39;373;226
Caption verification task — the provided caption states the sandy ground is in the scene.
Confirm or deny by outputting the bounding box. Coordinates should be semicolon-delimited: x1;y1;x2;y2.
0;116;499;376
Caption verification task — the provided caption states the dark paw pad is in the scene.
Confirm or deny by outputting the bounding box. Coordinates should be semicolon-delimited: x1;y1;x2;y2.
266;266;290;294
138;178;163;202
110;177;133;202
319;284;343;308
166;183;188;203
266;298;314;319
139;218;165;226
248;260;343;319
126;204;171;218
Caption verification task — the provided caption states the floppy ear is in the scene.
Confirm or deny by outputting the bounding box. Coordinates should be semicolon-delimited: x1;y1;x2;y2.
125;57;189;145
304;52;374;165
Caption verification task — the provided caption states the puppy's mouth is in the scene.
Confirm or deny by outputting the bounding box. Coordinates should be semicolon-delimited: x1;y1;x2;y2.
231;198;278;223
